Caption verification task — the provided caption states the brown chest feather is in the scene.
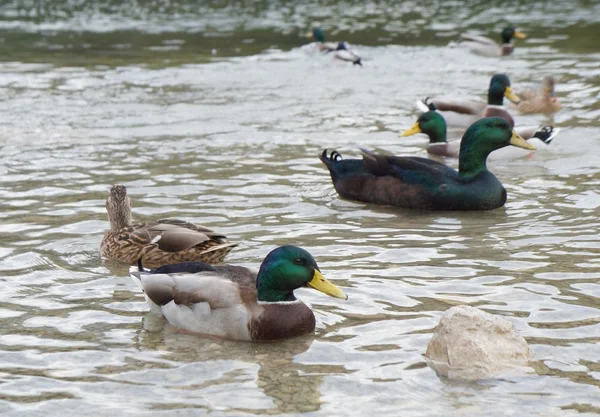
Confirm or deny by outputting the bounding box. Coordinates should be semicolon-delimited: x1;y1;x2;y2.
249;303;316;341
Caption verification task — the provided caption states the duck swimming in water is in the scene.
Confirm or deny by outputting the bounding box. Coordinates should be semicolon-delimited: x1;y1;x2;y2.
100;185;236;268
458;27;526;57
516;75;562;114
416;74;521;128
130;245;347;341
402;110;559;158
320;117;536;210
306;28;362;66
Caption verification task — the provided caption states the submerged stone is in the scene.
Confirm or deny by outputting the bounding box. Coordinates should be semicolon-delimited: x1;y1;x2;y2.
425;305;532;380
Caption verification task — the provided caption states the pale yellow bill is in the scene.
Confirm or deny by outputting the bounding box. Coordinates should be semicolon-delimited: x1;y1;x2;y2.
306;32;315;39
308;270;348;300
513;30;526;40
401;122;422;137
510;130;536;151
504;86;521;104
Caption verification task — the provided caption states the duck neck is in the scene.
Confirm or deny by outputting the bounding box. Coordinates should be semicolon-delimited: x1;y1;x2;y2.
487;91;504;106
458;139;491;180
109;205;132;233
256;270;297;303
425;124;447;144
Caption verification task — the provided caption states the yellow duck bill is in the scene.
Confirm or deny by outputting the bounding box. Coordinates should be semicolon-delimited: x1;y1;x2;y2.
510;131;536;150
401;122;422;137
504;86;521;104
308;270;348;300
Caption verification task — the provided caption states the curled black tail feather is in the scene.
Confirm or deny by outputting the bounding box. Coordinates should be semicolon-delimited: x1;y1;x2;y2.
320;149;343;163
423;97;436;111
353;58;362;66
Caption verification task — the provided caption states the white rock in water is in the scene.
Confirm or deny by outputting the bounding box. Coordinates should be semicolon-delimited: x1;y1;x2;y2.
425;305;532;380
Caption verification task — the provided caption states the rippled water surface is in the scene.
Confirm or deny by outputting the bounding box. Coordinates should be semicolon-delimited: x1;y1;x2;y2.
1;1;600;416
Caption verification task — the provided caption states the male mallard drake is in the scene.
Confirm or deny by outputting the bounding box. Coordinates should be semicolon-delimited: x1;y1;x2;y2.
516;75;562;114
130;245;347;341
306;27;362;66
416;74;521;128
320;117;536;210
459;27;526;56
401;110;560;158
100;184;236;268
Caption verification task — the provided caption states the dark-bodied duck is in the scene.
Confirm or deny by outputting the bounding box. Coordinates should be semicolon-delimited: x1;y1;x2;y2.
306;27;362;66
459;27;526;56
130;245;347;341
100;185;236;268
416;74;521;128
516;75;562;114
401;110;560;159
320;117;536;210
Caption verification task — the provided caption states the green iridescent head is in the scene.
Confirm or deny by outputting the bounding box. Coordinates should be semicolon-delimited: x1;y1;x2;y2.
256;245;347;302
501;27;526;44
401;111;448;144
458;117;535;177
488;74;520;106
307;28;325;43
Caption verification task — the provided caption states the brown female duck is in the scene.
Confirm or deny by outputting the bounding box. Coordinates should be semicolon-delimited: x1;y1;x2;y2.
100;184;236;267
516;75;562;114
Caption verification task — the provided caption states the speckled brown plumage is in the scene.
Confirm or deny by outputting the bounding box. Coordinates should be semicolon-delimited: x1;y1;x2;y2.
516;76;561;114
100;185;236;268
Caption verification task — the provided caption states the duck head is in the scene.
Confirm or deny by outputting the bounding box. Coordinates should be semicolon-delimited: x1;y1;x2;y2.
307;28;325;43
256;245;347;302
501;27;526;44
401;111;448;144
459;117;535;177
488;74;520;105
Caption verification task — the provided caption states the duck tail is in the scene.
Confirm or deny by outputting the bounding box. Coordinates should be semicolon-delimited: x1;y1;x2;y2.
319;149;343;167
353;58;362;66
533;126;559;145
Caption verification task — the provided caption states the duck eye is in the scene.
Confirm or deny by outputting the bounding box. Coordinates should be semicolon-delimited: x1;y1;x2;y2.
293;258;305;266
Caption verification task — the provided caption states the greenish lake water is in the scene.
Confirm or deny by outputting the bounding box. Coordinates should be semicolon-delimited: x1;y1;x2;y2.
1;1;600;416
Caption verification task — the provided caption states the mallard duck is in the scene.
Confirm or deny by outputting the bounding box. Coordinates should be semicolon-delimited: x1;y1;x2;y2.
416;74;521;128
130;245;347;341
516;75;562;114
306;28;362;66
401;110;560;158
100;184;236;268
458;27;526;56
320;117;536;210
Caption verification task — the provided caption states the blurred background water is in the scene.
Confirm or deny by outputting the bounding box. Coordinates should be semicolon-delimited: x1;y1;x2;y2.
0;1;600;416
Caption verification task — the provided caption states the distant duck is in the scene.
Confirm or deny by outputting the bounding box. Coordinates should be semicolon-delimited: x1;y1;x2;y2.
402;110;560;158
100;185;236;268
130;245;347;341
306;28;362;66
458;27;526;57
416;74;521;128
516;75;562;114
320;117;536;210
